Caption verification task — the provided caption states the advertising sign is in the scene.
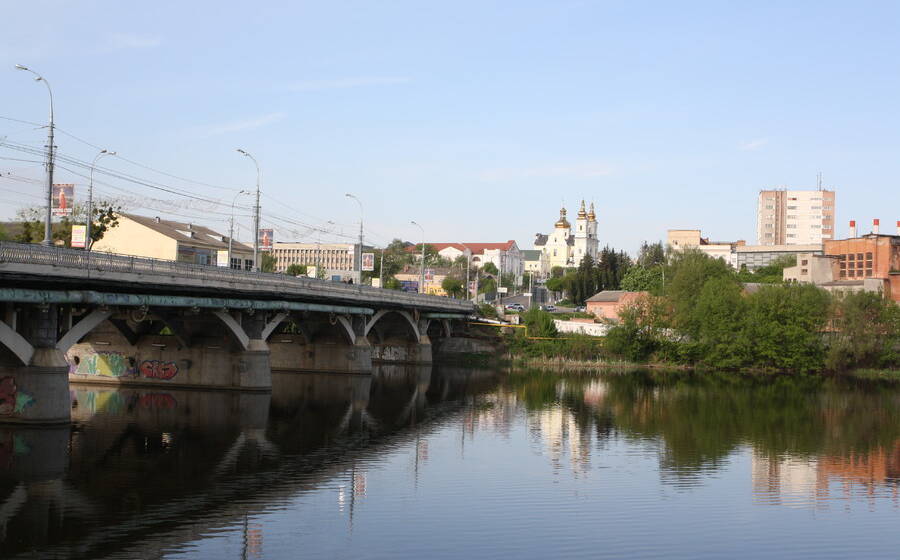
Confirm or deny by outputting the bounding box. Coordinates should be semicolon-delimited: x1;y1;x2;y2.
258;229;274;251
400;280;419;293
424;268;434;282
497;286;508;294
216;250;230;267
52;183;74;216
71;225;87;248
361;252;375;271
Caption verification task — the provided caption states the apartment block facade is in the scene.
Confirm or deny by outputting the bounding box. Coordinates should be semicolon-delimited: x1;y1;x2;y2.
757;189;835;245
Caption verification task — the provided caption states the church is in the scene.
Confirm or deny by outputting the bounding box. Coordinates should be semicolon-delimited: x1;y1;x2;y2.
534;201;599;270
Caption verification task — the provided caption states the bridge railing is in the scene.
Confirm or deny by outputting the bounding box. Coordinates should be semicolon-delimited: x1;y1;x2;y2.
0;241;474;312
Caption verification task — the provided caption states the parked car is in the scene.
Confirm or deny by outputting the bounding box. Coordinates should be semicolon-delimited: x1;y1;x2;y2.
544;304;556;312
575;306;586;313
505;303;525;312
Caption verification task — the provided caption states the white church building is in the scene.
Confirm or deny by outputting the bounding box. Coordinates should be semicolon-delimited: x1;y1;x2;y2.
533;201;599;270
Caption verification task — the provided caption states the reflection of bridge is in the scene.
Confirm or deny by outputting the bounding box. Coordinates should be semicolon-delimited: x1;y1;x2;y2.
0;367;500;558
0;242;476;423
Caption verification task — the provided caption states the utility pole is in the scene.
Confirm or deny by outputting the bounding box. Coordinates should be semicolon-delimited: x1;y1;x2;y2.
228;190;248;268
379;247;385;288
87;149;115;251
15;65;55;246
465;252;471;301
236;149;261;271
411;221;424;294
345;194;363;283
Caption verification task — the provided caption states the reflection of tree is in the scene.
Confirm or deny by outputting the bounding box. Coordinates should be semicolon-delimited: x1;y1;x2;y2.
506;369;900;488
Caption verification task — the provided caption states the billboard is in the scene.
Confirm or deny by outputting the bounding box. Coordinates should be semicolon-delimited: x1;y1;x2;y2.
400;280;419;293
361;252;375;271
52;183;74;216
71;225;87;248
424;268;434;282
258;229;274;251
216;250;230;267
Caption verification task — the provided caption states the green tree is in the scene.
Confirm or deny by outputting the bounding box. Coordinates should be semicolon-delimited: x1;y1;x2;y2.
665;249;736;339
736;255;796;284
826;292;900;371
285;263;308;276
14;202;120;246
522;308;558;338
482;262;499;276
636;241;666;267
694;276;749;368
260;252;277;273
478;276;497;294
441;275;465;298
620;265;664;293
550;266;565;278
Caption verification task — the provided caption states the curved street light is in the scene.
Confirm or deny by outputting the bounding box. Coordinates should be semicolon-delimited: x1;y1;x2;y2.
87;149;116;251
236;149;261;271
411;220;425;294
15;64;55;246
345;193;364;280
228;190;250;269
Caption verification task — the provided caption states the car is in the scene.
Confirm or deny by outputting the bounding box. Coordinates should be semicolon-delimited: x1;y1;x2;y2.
575;306;586;313
504;303;525;312
544;304;556;312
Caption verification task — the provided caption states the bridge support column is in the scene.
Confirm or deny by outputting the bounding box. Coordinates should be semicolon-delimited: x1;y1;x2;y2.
235;312;272;390
0;305;71;424
416;319;433;364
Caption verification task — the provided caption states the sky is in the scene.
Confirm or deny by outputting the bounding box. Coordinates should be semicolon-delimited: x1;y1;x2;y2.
2;0;899;255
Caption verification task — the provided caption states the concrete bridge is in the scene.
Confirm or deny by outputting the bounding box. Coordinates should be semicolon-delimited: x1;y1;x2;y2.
0;242;476;424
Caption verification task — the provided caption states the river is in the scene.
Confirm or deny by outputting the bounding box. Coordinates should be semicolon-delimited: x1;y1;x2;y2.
1;367;898;559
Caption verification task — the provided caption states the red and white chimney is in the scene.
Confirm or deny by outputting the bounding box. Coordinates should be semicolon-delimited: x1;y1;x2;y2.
896;220;900;236
849;220;857;238
873;218;880;235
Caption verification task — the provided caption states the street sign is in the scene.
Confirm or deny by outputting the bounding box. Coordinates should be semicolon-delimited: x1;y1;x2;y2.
523;292;532;297
362;252;375;271
71;225;86;248
497;287;508;294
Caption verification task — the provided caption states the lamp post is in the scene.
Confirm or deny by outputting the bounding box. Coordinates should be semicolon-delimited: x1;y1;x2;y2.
228;190;249;269
87;149;115;251
15;64;55;246
345;194;363;283
411;220;425;294
236;149;261;271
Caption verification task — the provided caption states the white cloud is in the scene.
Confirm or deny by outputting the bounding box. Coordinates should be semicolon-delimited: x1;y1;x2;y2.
479;162;614;182
740;138;768;151
202;112;287;136
286;76;411;92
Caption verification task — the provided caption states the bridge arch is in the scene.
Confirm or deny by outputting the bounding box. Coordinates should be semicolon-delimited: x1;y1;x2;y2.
0;319;34;366
364;310;420;344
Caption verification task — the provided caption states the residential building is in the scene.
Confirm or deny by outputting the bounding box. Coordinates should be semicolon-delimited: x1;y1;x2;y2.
521;249;549;278
585;290;649;322
667;229;744;265
91;213;253;269
271;242;364;279
735;243;823;271
782;253;840;284
466;241;523;280
534;201;599;269
757;188;836;245
428;243;471;263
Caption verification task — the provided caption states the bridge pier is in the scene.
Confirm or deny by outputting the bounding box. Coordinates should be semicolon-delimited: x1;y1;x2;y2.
0;305;71;424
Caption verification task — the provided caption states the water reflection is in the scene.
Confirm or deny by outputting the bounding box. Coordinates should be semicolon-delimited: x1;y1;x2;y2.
0;368;898;559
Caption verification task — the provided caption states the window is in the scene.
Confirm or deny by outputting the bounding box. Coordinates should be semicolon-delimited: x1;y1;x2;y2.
764;233;773;238
848;254;855;260
787;234;797;238
839;262;846;269
801;259;808;266
801;269;808;275
866;270;873;277
811;206;821;210
866;252;873;259
786;224;796;228
765;205;774;210
857;253;864;260
787;205;798;210
840;270;846;278
787;215;797;219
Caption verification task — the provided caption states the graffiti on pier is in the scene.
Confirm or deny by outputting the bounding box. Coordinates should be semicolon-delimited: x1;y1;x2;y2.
139;360;178;380
138;393;177;409
0;377;35;416
71;351;137;378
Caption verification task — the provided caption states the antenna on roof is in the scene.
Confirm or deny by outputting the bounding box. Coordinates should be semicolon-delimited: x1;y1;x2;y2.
817;171;823;191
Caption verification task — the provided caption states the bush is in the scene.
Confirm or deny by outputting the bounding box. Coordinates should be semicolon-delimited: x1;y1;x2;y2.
522;308;558;338
826;292;900;371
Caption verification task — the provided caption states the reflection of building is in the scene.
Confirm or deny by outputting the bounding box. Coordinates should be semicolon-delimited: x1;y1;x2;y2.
757;188;836;245
534;201;599;269
531;405;591;476
751;454;819;507
91;214;254;269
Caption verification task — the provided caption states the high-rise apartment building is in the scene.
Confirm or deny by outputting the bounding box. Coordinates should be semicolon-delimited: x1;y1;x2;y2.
757;189;835;245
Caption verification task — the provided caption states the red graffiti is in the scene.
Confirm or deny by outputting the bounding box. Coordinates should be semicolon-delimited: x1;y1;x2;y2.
0;377;16;416
138;393;177;409
139;360;178;380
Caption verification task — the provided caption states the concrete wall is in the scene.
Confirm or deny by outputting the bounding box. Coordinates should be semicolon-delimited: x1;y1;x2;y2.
554;320;608;336
91;217;177;261
269;334;372;374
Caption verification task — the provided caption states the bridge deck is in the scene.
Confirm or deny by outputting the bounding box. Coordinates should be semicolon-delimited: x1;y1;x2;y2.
0;242;474;314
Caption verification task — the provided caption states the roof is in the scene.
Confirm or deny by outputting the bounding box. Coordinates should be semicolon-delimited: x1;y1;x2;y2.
534;234;548;247
586;290;630;303
429;243;469;253
521;250;542;261
462;240;517;254
125;214;252;252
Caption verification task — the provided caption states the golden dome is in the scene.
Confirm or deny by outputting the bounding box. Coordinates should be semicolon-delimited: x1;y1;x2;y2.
555;207;570;228
588;202;596;221
577;200;587;219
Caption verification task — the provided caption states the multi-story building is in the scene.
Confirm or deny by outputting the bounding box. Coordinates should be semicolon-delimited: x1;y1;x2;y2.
757;188;835;245
534;201;599;269
823;221;900;301
91;213;254;269
667;229;744;264
521;249;549;278
734;243;823;271
271;242;362;278
408;241;523;283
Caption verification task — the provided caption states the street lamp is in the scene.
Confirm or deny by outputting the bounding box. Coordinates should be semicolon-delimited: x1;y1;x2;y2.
411;220;425;294
345;194;363;282
228;190;250;269
236;149;261;271
87;149;116;251
15;64;55;246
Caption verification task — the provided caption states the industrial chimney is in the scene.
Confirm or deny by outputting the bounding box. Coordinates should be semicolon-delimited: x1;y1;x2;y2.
873;218;880;235
849;220;857;238
896;220;900;236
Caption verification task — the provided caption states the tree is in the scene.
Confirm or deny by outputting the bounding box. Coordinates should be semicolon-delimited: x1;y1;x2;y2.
14;202;120;246
0;223;9;241
260;252;277;273
550;266;565;278
522;308;558;338
694;276;749;368
285;264;308;277
736;256;795;284
478;277;497;294
441;275;465;298
620;265;664;293
665;249;737;339
637;241;667;267
826;292;900;371
482;262;499;276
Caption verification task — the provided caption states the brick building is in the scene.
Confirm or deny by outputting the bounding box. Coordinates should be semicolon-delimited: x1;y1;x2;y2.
823;225;900;302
